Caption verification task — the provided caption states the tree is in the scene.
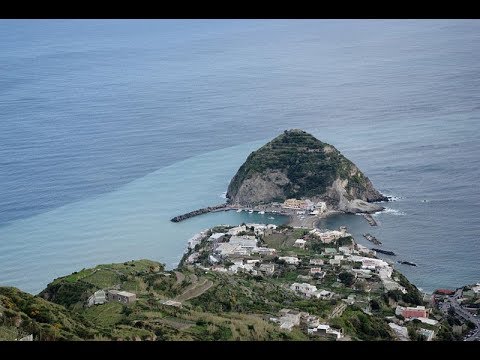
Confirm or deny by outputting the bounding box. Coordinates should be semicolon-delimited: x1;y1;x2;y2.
370;299;380;311
338;236;353;247
339;272;355;287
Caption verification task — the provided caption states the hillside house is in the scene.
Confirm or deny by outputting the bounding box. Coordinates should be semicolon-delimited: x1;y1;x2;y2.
278;309;302;331
290;282;318;297
309;268;325;278
107;290;136;304
294;239;306;249
308;324;343;339
279;256;300;265
87;290;107;307
309;258;324;266
396;305;428;319
259;263;275;275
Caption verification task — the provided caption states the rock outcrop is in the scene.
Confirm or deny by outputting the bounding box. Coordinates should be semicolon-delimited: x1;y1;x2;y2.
226;129;387;213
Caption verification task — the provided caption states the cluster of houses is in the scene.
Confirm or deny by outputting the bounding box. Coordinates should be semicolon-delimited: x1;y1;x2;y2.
281;199;327;215
187;223;407;302
270;308;343;339
185;224;279;276
184;222;441;341
87;289;137;307
387;305;437;341
309;227;350;243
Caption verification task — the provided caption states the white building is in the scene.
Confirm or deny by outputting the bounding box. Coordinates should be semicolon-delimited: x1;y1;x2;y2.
211;265;228;273
308;324;343;339
338;246;353;255
294;239;307;249
309;258;324;266
356;244;376;256
388;323;409;341
309;228;350;243
259;263;275;275
414;318;438;326
315;201;327;213
208;232;226;242
229;260;256;274
274;309;302;332
214;243;241;256
227;225;248;236
279;256;300;265
87;290;107;307
290;282;318;297
229;235;258;250
290;283;332;299
352;269;373;279
315;290;333;299
252;247;277;256
310;268;325;279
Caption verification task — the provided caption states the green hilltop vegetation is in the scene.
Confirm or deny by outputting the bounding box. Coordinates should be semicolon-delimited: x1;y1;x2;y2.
0;225;459;341
226;129;386;206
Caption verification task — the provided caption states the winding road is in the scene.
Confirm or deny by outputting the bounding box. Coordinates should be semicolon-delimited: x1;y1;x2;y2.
440;288;480;341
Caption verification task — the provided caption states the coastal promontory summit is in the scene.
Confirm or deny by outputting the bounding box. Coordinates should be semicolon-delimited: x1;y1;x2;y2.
226;129;387;214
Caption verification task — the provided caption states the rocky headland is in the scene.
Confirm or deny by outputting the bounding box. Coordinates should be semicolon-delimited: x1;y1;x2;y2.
227;129;387;214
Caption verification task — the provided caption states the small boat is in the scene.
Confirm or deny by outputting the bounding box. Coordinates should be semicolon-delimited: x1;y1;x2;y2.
259;211;265;214
398;260;417;267
268;216;275;220
248;209;254;214
236;209;242;213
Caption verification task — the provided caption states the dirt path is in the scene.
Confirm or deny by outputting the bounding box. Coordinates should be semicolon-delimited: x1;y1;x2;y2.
175;278;213;302
174;271;185;284
328;303;347;319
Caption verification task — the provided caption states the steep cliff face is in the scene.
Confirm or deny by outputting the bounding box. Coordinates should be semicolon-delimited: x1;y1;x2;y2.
226;129;387;212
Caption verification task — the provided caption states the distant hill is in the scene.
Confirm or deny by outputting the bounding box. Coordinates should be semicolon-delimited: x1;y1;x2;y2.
226;129;387;212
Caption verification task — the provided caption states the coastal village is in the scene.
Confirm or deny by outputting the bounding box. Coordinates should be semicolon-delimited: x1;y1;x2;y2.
2;198;478;340
178;216;451;341
1;128;478;341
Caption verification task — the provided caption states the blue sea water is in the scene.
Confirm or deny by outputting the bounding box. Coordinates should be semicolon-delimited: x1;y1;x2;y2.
0;19;479;294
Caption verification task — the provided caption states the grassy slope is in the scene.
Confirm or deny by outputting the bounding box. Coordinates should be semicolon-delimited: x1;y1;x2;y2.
0;287;97;341
2;228;447;341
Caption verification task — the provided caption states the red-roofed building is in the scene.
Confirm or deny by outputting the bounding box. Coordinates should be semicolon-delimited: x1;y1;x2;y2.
402;306;428;319
435;289;455;295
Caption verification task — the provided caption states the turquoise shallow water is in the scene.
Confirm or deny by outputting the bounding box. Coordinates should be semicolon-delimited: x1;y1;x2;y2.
0;20;479;294
0;140;287;294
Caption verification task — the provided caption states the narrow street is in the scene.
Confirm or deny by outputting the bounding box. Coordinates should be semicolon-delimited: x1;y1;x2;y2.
440;288;480;341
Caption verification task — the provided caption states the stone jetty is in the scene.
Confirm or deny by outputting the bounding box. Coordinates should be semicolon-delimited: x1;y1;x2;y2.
171;204;228;222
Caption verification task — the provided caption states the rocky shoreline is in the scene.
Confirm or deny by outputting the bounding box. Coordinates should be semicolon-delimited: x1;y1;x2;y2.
170;201;382;228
